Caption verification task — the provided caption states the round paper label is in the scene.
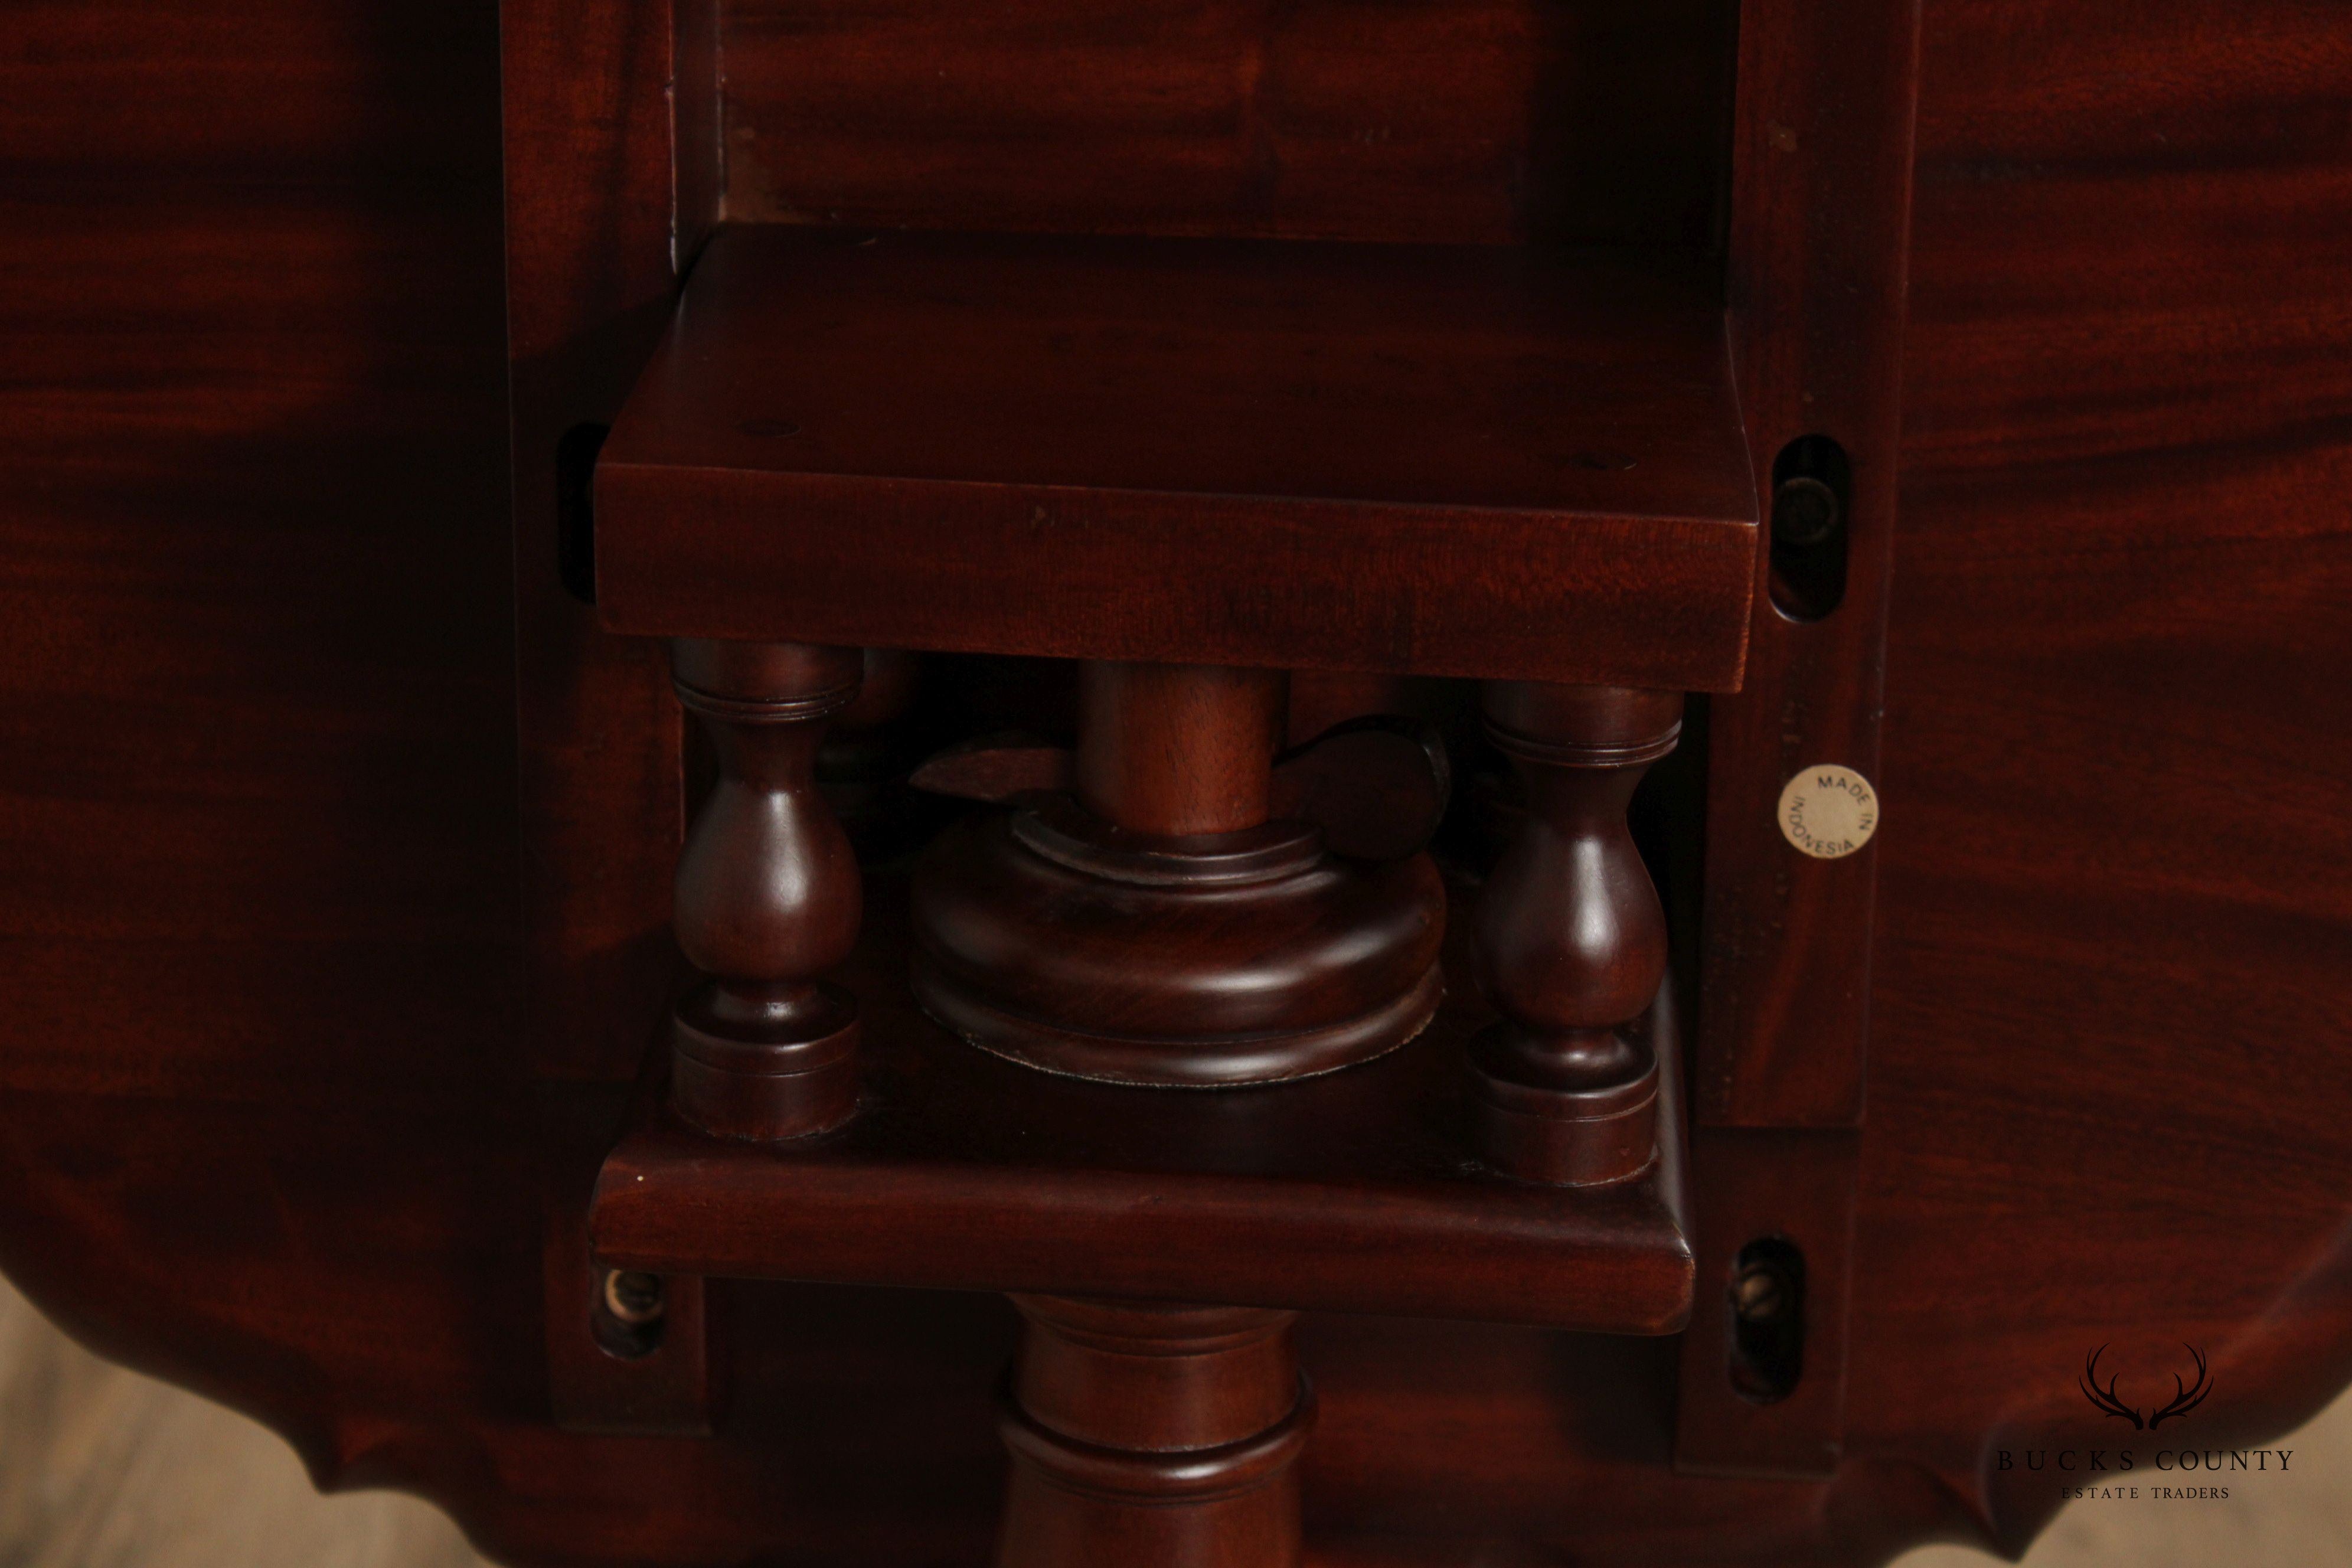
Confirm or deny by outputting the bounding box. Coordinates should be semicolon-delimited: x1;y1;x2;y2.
1778;766;1879;860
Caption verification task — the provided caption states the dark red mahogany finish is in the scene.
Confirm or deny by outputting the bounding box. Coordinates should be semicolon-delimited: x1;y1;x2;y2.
912;661;1448;1087
592;881;1695;1332
592;227;1759;692
998;1296;1313;1568
1076;663;1283;837
1470;684;1683;1186
6;2;2352;1568
910;712;1454;865
1675;0;1923;1479
716;0;1733;244
667;639;865;1139
911;812;1448;1087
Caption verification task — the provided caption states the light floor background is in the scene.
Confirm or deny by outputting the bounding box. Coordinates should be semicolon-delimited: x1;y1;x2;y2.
4;1273;2346;1567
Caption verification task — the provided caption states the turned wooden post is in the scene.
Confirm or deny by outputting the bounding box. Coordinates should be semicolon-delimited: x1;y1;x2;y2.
997;1296;1314;1568
1075;661;1286;835
1468;683;1681;1185
668;638;865;1141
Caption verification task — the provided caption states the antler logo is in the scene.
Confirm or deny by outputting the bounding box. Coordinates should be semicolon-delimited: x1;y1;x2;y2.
2079;1344;2212;1430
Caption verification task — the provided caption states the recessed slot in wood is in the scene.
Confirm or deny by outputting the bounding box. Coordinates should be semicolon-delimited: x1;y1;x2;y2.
1728;1235;1806;1404
1768;435;1851;622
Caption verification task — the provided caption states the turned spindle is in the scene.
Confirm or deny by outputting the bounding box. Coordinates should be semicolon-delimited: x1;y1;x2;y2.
1075;661;1285;835
997;1296;1313;1568
668;638;865;1141
1468;683;1682;1185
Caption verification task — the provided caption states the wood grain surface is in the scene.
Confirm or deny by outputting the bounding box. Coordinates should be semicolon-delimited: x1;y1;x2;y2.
716;0;1735;246
1;0;2350;1564
593;227;1758;688
6;1266;2350;1568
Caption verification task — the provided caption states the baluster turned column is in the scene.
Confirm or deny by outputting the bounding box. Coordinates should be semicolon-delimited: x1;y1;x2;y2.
668;639;866;1141
997;1296;1314;1568
1469;683;1682;1185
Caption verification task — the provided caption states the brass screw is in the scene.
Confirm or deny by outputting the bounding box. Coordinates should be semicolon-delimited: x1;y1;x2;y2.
602;1269;666;1327
1771;474;1842;549
1733;1263;1788;1323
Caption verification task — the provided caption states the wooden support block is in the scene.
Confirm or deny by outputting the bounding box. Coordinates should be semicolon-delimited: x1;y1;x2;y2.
593;228;1758;692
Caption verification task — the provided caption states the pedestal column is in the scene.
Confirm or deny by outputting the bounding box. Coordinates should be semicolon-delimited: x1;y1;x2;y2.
1074;661;1285;835
997;1296;1314;1568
